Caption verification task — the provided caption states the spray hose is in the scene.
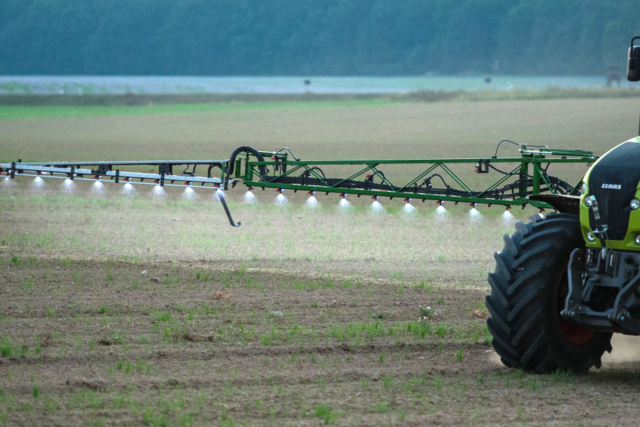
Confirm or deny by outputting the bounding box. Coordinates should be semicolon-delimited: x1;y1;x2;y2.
227;146;268;181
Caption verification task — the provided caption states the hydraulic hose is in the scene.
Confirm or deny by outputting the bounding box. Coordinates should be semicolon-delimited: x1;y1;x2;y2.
227;146;268;180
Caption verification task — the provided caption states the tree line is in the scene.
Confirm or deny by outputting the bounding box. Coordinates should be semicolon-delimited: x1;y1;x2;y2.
1;0;639;76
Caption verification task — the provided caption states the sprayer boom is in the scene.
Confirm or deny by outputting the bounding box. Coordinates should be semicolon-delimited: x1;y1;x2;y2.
233;145;595;210
1;158;241;225
1;143;597;225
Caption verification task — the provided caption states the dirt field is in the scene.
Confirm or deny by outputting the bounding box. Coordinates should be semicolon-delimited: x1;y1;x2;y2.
1;186;640;426
2;98;640;425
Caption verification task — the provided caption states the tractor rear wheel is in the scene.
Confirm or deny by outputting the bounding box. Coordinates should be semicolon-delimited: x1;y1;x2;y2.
486;213;612;373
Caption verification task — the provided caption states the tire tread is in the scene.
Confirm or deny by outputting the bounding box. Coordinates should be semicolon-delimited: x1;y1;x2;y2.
486;213;612;373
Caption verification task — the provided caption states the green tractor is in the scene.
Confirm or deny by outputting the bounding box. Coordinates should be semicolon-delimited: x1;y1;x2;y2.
486;37;640;373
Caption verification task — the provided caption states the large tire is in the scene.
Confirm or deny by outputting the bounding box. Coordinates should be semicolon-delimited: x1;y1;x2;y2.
486;213;613;373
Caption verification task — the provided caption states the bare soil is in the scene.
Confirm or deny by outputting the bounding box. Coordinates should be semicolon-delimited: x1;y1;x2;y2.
2;237;640;425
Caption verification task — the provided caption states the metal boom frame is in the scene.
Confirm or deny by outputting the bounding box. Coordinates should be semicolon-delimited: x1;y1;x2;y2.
235;147;596;209
1;145;598;225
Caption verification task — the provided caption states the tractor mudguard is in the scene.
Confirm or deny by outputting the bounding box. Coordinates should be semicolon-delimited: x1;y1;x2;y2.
529;194;580;215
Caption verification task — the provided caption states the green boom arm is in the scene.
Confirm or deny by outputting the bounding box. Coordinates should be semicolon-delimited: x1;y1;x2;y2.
234;147;596;210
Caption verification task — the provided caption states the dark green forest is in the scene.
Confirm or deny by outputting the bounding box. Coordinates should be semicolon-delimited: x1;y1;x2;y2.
1;0;639;76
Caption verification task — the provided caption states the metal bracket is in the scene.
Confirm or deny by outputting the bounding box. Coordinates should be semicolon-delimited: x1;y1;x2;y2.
158;164;172;175
563;248;583;321
91;165;111;175
475;160;489;173
610;277;640;335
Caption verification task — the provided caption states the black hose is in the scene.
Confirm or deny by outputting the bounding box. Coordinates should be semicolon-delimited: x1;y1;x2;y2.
206;162;224;178
227;146;267;179
301;167;326;179
424;173;450;188
488;163;533;178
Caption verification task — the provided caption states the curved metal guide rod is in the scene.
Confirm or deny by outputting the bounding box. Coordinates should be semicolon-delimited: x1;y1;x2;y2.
217;190;241;227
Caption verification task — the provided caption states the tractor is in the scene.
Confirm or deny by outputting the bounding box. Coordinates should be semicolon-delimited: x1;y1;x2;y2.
485;36;640;373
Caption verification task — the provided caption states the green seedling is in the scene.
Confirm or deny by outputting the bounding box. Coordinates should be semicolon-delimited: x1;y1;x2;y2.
315;404;338;425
